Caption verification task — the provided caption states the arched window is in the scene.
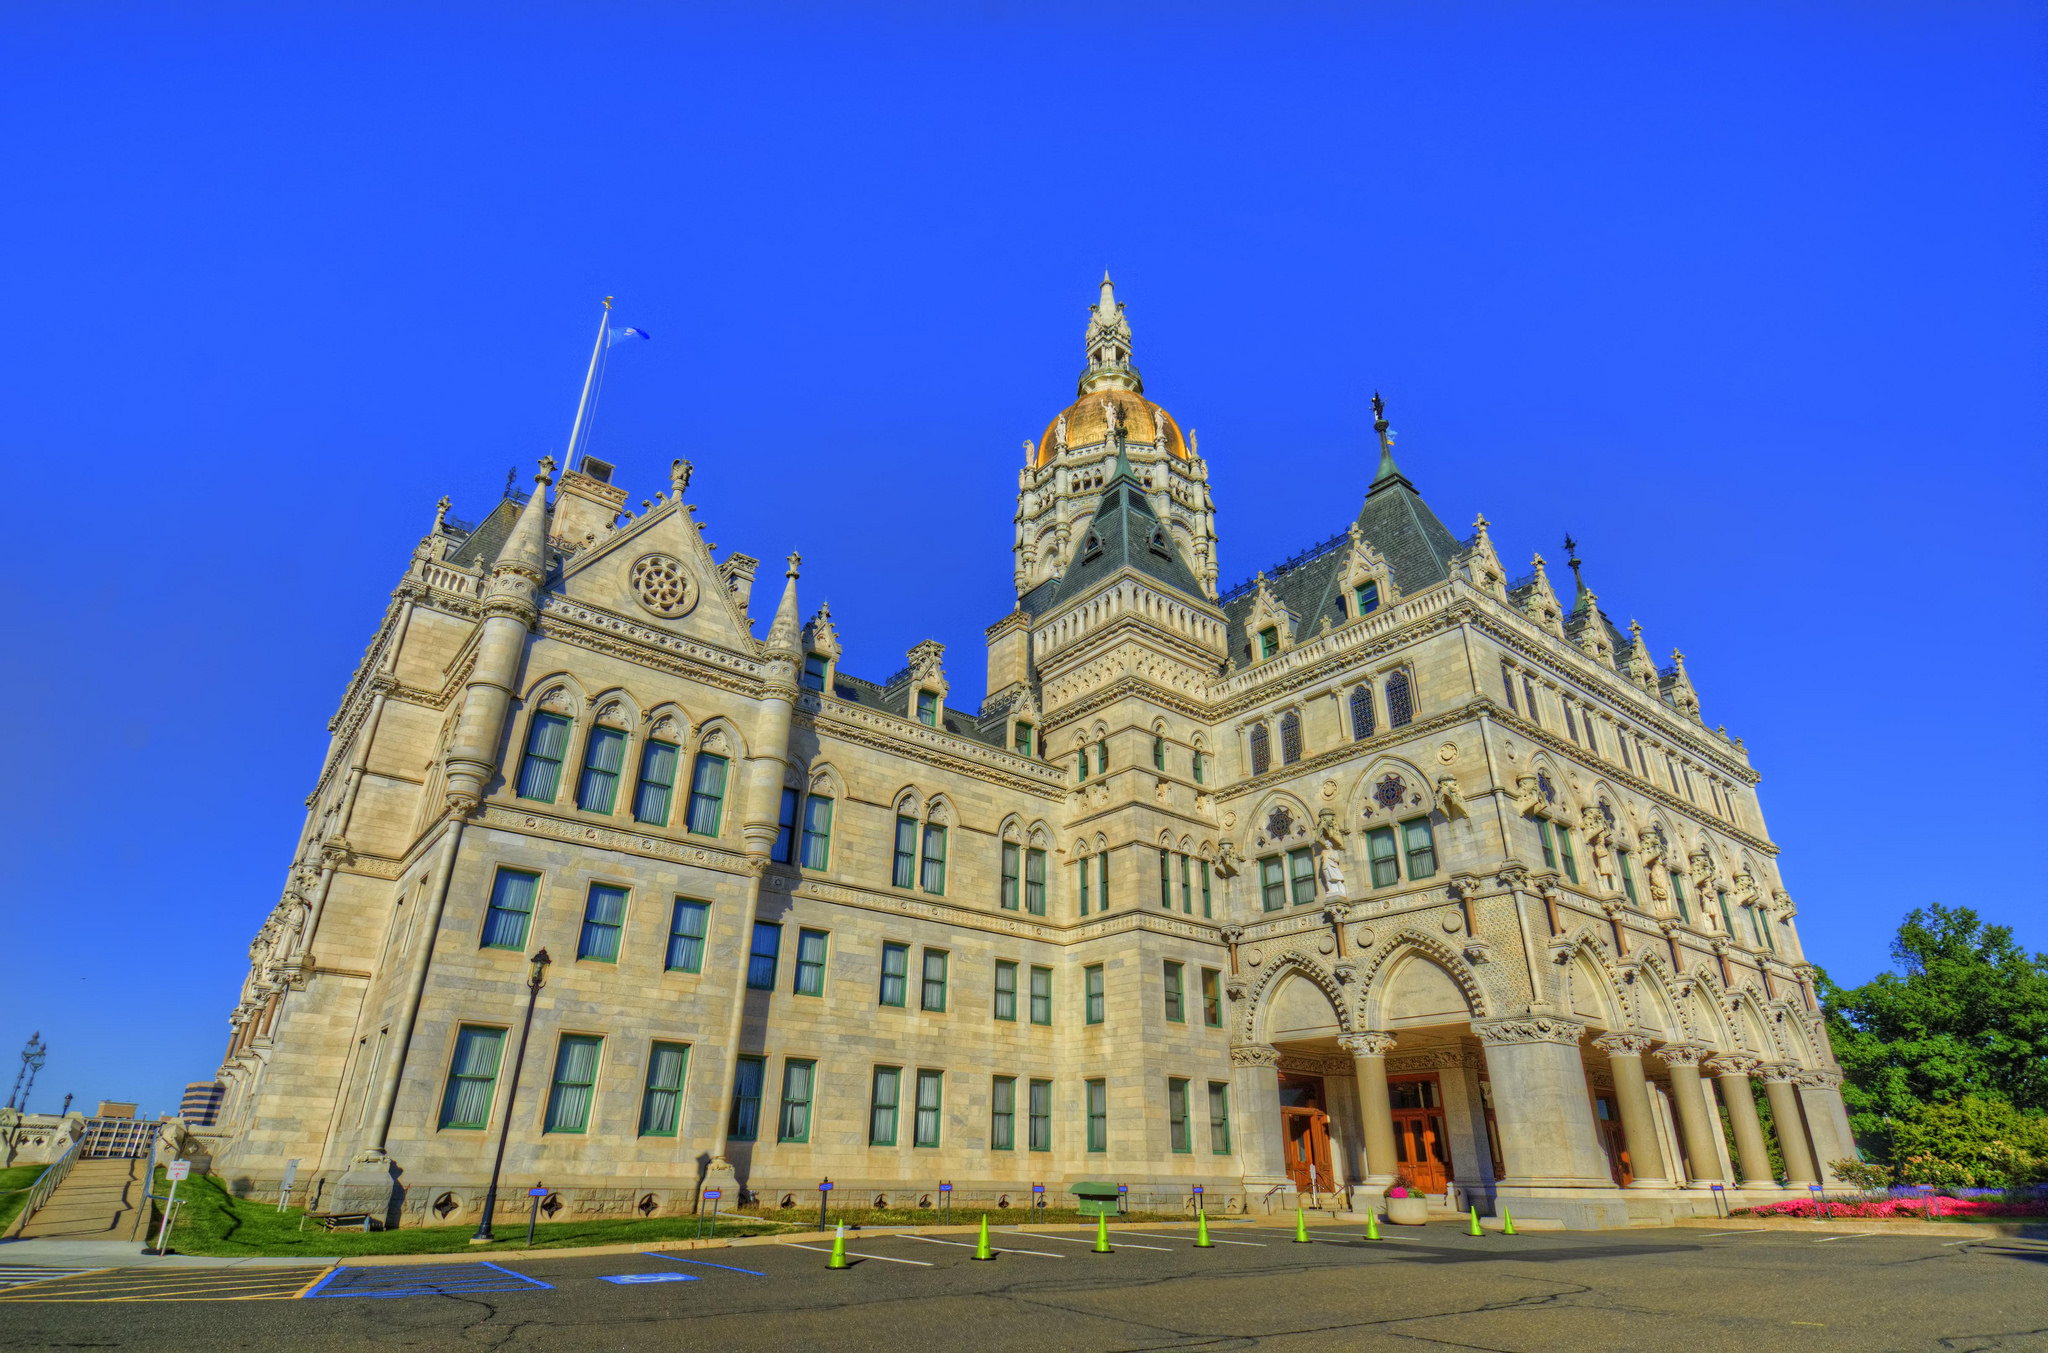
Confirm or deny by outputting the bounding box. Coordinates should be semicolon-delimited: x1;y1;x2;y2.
1279;711;1302;765
1385;670;1415;728
1350;684;1375;741
1248;723;1271;776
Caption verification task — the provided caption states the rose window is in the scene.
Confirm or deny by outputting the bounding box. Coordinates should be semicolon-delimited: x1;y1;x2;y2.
630;555;692;617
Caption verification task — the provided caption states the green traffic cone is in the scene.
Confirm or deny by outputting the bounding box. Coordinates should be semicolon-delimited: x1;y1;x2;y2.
1093;1212;1113;1254
1293;1204;1311;1243
1365;1208;1381;1240
827;1222;849;1269
1194;1207;1214;1248
971;1214;995;1261
1501;1207;1516;1236
1467;1206;1483;1237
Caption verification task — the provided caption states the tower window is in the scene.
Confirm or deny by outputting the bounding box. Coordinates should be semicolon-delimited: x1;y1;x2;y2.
1350;684;1375;740
1249;723;1271;776
1279;711;1302;765
1385;670;1415;728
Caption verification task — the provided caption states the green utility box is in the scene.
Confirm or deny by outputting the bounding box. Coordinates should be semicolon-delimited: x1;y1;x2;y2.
1072;1181;1120;1217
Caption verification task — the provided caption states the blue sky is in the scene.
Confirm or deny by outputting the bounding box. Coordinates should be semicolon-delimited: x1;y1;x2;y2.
0;2;2040;1116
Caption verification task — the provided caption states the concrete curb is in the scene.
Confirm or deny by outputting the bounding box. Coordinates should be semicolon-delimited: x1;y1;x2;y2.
1673;1216;2048;1239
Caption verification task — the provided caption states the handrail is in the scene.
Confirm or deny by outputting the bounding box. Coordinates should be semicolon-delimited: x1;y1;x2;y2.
7;1137;82;1237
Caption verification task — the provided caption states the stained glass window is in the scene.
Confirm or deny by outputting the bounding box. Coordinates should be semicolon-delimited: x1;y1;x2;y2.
1279;711;1302;765
1351;684;1375;740
1386;670;1414;727
1249;723;1271;775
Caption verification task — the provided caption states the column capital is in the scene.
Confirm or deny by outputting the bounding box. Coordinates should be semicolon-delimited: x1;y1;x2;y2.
1756;1062;1803;1085
1795;1069;1843;1090
1472;1016;1585;1048
1592;1032;1654;1058
1706;1053;1762;1078
1229;1043;1281;1068
1338;1032;1397;1057
1653;1043;1714;1069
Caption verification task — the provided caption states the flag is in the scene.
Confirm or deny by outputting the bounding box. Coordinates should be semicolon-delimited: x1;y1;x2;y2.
607;326;651;347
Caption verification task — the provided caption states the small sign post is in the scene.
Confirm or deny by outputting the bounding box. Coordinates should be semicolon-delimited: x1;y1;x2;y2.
701;1188;721;1241
818;1177;833;1232
1031;1182;1045;1219
939;1181;953;1226
278;1159;300;1213
1192;1184;1205;1217
154;1160;192;1255
526;1184;548;1248
1118;1182;1129;1219
1709;1183;1727;1219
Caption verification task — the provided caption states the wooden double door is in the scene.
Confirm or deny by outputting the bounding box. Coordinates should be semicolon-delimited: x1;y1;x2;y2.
1278;1073;1335;1193
1388;1076;1453;1194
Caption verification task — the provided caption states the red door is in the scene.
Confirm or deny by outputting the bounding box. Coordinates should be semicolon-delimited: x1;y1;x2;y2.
1388;1076;1453;1194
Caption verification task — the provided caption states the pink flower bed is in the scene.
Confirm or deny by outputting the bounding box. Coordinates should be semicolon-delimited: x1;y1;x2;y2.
1748;1196;2047;1220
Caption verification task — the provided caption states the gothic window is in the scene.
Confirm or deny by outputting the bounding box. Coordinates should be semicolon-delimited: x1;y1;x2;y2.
1616;727;1633;771
1563;703;1580;744
1536;772;1556;803
1279;711;1302;765
1147;527;1171;559
1355;581;1380;616
1385;669;1414;728
1082;531;1104;562
1350;684;1375;741
1501;662;1517;712
1599;799;1616;829
1096;738;1109;774
1374;774;1406;811
1266;807;1294;839
1153;734;1166;770
1259;627;1280;660
1582;712;1599;755
1522;677;1540;724
800;653;828;692
1249;723;1271;776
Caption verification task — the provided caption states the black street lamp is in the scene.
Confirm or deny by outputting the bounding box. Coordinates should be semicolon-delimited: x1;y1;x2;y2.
472;949;550;1244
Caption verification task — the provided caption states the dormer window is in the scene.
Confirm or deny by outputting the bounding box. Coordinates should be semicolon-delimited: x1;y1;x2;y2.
1354;581;1380;616
1258;627;1280;660
916;690;939;726
1014;722;1034;756
1147;527;1171;558
800;653;828;692
1082;531;1104;562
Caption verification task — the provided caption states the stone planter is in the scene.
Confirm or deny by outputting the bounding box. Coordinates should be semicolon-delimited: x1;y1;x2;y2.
1386;1194;1430;1226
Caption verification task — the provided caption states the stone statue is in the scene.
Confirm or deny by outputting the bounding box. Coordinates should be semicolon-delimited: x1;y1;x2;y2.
1215;841;1242;877
1436;775;1469;819
671;458;694;497
1315;809;1344;851
1318;850;1348;899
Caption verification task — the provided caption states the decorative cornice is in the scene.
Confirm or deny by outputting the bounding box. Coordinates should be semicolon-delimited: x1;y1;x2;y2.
1592;1032;1654;1057
1337;1032;1397;1057
1653;1043;1713;1069
801;696;1066;799
765;872;1225;948
1472;1016;1585;1047
1385;1047;1481;1073
1230;1044;1281;1068
1706;1053;1762;1078
478;804;755;878
1276;1054;1354;1077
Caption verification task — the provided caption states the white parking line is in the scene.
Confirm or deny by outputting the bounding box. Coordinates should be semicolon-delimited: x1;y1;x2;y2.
1004;1230;1172;1251
901;1236;1066;1259
1814;1233;1878;1243
1700;1230;1767;1238
780;1243;932;1267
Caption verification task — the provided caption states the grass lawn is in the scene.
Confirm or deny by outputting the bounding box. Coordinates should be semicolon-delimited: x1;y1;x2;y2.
0;1163;49;1235
153;1170;797;1257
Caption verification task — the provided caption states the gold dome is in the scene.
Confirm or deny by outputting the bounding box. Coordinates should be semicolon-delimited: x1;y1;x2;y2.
1036;388;1188;469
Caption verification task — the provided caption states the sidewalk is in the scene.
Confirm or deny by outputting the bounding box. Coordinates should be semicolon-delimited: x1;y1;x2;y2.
0;1238;330;1268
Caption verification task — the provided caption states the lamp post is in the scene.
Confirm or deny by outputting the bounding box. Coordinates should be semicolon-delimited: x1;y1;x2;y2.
472;949;550;1244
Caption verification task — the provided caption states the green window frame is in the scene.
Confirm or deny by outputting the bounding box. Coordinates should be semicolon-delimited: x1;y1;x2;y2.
1258;627;1279;659
800;652;828;691
1558;826;1580;884
665;899;708;972
879;941;908;1007
1180;853;1192;913
1099;847;1111;909
1077;748;1088;782
1163;960;1185;1023
991;1075;1016;1150
1718;889;1737;940
869;1066;900;1145
1086;1078;1107;1152
1402;818;1437;880
1014;722;1033;755
576;725;628;814
916;689;939;726
1192;750;1205;785
1208;1082;1232;1153
632;739;679;824
481;868;538;951
1029;966;1052;1025
1001;843;1020;910
516;712;571;802
993;960;1018;1021
771;787;799;864
1084;963;1105;1025
921;948;949;1012
1618;850;1638;904
914;1069;943;1147
893;816;918;889
1260;855;1286;911
1168;1077;1191;1153
1201;968;1223;1027
799;795;833;870
1200;859;1212;917
1159;847;1172;909
1078;855;1092;915
1368;827;1400;887
920;824;948;894
577;884;627;962
1024;847;1046;915
1355;580;1380;615
793;928;828;997
638;1041;689;1137
1095;739;1108;774
1289;847;1316;904
685;752;728;836
1537;819;1558;870
778;1059;815;1143
1153;734;1165;769
728;1055;764;1141
437;1025;505;1130
543;1034;602;1134
1669;868;1691;923
1028;1078;1052;1151
746;921;780;991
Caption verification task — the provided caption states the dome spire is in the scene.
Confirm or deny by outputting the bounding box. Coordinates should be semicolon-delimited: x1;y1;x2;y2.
1367;390;1416;496
1079;272;1142;396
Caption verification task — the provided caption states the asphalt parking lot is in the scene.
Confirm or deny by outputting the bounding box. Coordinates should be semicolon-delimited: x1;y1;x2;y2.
0;1220;2042;1351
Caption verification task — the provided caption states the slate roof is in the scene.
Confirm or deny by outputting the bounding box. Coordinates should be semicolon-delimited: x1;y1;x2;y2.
1217;462;1469;667
1016;448;1210;619
826;671;1007;750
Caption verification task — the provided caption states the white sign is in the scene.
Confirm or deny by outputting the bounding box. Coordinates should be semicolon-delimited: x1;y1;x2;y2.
166;1160;191;1181
281;1159;299;1189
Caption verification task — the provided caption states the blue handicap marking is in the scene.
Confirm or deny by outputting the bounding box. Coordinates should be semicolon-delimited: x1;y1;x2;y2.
644;1253;767;1276
306;1262;554;1298
600;1272;699;1285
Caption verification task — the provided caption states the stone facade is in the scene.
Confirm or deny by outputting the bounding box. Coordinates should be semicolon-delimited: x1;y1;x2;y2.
209;280;1853;1229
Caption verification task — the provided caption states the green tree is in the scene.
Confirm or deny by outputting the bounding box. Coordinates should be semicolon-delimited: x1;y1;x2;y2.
1817;904;2048;1155
1887;1095;2048;1190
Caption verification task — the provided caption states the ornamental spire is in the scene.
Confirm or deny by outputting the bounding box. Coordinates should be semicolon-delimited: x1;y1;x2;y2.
1078;272;1142;395
1367;390;1414;495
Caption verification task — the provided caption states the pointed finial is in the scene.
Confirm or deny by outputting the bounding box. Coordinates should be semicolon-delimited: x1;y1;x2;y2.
1563;533;1585;593
535;455;557;486
786;550;802;579
432;496;451;533
1371;391;1387;429
1629;618;1643;641
1472;512;1491;542
1368;391;1406;489
671;458;693;498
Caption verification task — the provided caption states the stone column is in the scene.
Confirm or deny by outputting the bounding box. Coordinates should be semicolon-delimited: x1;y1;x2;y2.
1472;1017;1612;1186
1592;1034;1670;1187
1654;1045;1723;1186
1795;1071;1853;1184
1760;1065;1821;1186
1708;1055;1776;1188
1229;1044;1290;1186
1338;1032;1399;1185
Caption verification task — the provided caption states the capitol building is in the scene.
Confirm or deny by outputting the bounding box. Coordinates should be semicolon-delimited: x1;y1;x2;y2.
209;279;1853;1230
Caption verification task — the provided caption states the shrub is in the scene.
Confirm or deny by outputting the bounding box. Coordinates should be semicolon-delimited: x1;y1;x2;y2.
1889;1096;2048;1190
1828;1159;1893;1192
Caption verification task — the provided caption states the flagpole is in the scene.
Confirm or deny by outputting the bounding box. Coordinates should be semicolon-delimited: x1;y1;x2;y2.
563;296;613;475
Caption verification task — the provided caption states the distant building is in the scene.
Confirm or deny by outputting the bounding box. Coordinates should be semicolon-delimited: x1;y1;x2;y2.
95;1101;137;1121
180;1083;225;1127
210;278;1852;1231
